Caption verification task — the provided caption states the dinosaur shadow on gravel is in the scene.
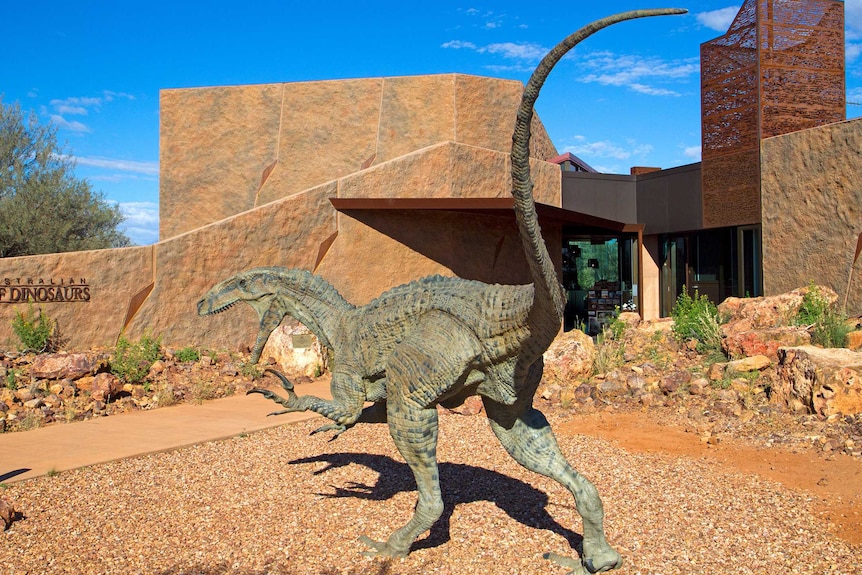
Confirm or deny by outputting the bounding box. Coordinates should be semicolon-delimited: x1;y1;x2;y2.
289;452;583;554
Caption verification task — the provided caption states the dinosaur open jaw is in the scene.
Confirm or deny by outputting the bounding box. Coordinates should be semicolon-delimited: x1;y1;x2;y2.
198;299;238;316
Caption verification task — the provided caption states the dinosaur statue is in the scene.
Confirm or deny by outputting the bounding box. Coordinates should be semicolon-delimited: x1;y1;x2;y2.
198;9;686;573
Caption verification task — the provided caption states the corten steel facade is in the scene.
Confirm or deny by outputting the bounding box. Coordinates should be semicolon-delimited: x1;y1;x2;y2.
700;0;845;229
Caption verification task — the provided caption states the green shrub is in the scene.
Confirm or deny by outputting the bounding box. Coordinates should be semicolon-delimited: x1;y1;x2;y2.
175;346;201;363
5;368;20;390
111;333;162;384
671;288;723;355
11;303;55;353
794;284;850;348
592;313;626;375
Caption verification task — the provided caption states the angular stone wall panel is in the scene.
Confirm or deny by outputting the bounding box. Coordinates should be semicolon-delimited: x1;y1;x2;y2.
375;76;456;166
761;118;862;313
124;183;338;351
454;75;557;161
0;247;154;350
160;84;283;239
257;78;383;206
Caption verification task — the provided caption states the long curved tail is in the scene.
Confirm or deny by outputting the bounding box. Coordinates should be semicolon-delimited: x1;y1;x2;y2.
510;8;687;335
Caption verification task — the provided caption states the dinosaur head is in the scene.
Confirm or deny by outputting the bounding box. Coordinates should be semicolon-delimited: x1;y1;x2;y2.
197;268;280;317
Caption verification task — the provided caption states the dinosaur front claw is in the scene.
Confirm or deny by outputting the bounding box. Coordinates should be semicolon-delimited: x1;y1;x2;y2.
358;535;409;558
310;422;351;439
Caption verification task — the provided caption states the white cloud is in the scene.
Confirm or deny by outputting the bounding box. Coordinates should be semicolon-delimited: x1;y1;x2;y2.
562;139;652;162
847;43;862;63
441;40;477;50
479;42;546;61
74;156;159;176
696;6;741;32
53;104;88;115
120;201;159;225
50;115;90;132
577;51;699;96
118;201;160;245
847;0;862;39
683;145;702;160
442;39;547;62
46;91;136;134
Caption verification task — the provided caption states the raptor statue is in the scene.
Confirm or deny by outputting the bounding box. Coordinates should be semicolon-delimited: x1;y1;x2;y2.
198;9;685;574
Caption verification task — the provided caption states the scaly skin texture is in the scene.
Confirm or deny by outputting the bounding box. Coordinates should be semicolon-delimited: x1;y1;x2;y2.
198;9;686;573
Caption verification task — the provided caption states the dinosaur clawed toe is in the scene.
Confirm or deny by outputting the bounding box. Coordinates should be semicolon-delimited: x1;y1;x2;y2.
543;549;622;575
358;535;410;559
310;422;351;439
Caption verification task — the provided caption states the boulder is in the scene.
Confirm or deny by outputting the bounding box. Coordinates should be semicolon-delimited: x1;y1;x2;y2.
848;330;862;351
0;497;14;530
260;324;327;378
727;355;771;372
774;346;862;416
718;285;836;331
542;329;595;385
90;373;122;402
722;327;810;361
30;352;108;380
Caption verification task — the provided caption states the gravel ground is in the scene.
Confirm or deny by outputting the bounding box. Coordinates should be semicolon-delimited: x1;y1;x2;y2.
1;411;860;575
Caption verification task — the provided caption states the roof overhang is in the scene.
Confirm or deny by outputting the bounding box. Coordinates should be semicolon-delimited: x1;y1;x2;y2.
329;197;642;234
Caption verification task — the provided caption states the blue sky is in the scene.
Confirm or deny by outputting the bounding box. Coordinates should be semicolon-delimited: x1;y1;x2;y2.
3;1;861;246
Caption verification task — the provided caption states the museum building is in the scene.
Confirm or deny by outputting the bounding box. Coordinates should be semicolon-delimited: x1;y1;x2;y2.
0;0;859;353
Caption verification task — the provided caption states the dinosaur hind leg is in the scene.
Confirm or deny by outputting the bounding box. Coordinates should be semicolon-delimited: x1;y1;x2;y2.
360;312;481;558
483;397;622;574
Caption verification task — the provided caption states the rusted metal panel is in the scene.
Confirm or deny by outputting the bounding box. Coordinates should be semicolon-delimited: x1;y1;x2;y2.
700;0;845;229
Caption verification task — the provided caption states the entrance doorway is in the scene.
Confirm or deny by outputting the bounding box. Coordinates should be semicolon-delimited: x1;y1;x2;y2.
563;234;639;334
659;226;762;316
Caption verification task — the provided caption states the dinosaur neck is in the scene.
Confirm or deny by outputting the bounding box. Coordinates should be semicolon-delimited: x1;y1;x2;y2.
270;270;354;351
511;8;686;338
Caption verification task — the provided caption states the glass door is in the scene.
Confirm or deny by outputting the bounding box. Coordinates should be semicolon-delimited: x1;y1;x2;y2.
737;225;763;297
660;236;688;317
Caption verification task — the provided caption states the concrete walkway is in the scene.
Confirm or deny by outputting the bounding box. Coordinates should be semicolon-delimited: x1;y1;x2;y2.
0;379;332;484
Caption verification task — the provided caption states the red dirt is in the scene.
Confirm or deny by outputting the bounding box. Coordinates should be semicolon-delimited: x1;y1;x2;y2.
559;410;862;546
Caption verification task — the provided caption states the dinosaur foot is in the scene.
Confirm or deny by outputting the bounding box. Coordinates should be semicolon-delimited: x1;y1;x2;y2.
358;535;410;558
544;546;622;575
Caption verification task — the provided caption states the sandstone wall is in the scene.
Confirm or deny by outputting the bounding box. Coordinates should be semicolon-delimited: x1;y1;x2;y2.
760;117;862;315
160;74;557;240
0;247;154;350
0;142;561;354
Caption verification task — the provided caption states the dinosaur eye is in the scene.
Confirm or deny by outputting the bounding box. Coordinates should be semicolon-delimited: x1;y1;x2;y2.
239;279;248;289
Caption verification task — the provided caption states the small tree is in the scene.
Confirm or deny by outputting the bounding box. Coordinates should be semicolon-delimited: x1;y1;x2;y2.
0;97;131;257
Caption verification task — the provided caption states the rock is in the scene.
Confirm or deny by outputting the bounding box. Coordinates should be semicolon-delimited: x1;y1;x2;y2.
718;286;836;331
707;362;726;381
90;373;122;402
617;312;641;328
14;388;35;403
444;395;484;416
688;378;709;395
727;355;771;372
775;346;862;416
43;393;63;408
626;373;647;392
542;330;596;385
260;324;327;378
29;352;108;380
0;498;14;530
659;369;691;394
148;360;166;376
23;397;44;409
722;327;810;361
596;379;626;397
847;330;862;351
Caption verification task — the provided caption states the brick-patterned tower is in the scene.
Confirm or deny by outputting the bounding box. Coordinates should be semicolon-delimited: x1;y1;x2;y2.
700;0;845;228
